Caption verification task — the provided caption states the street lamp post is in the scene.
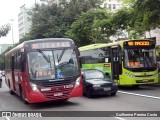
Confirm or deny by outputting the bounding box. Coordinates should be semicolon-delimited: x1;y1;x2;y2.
10;19;14;45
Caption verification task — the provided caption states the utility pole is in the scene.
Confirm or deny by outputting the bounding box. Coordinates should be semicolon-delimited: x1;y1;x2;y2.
10;19;14;45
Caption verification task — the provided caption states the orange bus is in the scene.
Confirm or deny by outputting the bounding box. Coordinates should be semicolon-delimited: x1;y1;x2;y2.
5;38;82;104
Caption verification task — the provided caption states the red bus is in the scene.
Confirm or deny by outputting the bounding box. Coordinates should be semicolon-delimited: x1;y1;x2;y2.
5;38;83;104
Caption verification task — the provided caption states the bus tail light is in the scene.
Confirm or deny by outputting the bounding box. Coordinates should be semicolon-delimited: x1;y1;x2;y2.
30;82;40;92
74;77;81;88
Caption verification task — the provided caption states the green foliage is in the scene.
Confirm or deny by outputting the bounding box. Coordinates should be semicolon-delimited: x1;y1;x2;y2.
134;0;160;30
0;54;5;70
66;9;113;46
25;0;102;42
0;24;11;38
120;0;160;38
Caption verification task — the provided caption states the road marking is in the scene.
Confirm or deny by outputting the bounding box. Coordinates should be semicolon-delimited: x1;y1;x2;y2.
114;117;127;120
118;91;160;100
5;117;10;120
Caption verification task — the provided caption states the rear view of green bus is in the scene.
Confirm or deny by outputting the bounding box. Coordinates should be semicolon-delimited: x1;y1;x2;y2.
79;39;158;86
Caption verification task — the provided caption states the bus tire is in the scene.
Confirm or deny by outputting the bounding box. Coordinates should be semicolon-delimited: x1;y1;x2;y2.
133;85;139;89
8;81;14;95
20;86;29;104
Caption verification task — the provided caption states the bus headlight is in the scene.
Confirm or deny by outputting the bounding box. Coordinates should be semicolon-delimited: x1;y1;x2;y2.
74;77;81;88
30;82;39;92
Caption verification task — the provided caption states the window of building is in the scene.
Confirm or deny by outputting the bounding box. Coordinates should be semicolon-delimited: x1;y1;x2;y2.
104;3;107;8
113;4;116;9
108;4;112;10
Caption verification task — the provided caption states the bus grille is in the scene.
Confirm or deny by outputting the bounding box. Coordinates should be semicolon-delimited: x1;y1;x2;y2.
35;79;75;87
41;89;72;100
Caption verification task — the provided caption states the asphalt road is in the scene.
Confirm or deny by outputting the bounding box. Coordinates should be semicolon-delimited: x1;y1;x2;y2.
0;78;160;120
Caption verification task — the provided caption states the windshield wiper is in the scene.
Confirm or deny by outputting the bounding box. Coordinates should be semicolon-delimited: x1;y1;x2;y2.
38;49;50;63
58;49;65;63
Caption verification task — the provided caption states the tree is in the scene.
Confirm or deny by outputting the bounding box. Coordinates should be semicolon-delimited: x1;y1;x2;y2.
0;54;5;70
134;0;160;30
121;0;160;38
25;0;103;41
0;24;11;38
66;9;113;46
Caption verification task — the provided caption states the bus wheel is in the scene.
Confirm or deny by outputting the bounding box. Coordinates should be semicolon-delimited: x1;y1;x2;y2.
20;87;29;104
133;85;139;89
8;81;14;95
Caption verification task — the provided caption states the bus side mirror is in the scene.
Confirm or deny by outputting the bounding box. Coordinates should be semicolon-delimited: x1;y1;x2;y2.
79;56;82;68
105;72;111;78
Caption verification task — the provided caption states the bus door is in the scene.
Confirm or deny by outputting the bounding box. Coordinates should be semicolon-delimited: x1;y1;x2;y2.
14;51;23;95
110;46;121;81
11;55;16;91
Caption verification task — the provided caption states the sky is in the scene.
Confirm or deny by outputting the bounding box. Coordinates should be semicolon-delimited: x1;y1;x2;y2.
0;0;35;44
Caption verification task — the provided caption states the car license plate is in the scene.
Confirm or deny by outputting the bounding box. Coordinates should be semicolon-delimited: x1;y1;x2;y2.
104;87;111;91
54;92;63;96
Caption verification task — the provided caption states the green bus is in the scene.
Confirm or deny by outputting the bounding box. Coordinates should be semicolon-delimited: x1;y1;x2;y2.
79;39;158;86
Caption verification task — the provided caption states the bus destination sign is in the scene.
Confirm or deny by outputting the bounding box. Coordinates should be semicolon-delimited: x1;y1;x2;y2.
127;41;150;46
31;42;71;49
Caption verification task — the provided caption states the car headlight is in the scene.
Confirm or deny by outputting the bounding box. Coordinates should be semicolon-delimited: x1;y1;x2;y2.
93;84;101;87
74;77;81;88
30;82;39;92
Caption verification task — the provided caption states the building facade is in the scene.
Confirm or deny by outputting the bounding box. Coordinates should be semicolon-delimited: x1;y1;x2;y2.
102;0;122;12
48;0;60;4
18;4;32;39
18;0;49;39
145;28;160;45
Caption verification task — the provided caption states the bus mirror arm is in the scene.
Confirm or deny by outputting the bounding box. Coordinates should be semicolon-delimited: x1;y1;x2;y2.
79;58;82;68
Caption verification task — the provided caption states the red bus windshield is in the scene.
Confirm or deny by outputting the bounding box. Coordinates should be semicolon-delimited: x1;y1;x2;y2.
27;48;79;80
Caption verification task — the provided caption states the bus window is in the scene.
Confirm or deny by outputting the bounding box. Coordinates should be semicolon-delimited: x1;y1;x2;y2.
124;49;156;68
28;51;55;80
54;49;79;78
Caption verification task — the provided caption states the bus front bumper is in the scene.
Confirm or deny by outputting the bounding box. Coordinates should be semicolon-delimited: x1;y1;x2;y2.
27;84;83;104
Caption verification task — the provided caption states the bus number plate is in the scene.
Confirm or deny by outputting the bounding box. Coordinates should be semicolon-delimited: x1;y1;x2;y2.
54;92;63;96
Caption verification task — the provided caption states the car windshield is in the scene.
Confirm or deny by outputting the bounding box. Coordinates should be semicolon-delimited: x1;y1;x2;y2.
27;48;79;80
85;70;104;80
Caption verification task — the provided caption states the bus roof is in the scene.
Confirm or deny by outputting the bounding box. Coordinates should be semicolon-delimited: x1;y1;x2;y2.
5;38;74;55
23;38;74;44
79;39;153;51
